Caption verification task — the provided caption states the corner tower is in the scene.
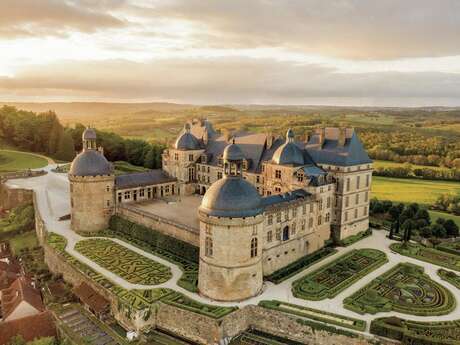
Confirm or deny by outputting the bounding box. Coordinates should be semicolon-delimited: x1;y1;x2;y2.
69;128;115;233
198;142;264;301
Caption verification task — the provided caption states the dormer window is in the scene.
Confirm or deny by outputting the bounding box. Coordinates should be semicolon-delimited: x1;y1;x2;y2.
201;155;207;164
242;159;248;170
218;156;223;166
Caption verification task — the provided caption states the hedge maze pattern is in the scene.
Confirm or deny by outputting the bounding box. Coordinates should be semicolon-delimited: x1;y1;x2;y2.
75;239;172;285
438;269;460;289
47;233;236;318
391;242;460;272
292;248;388;300
344;263;456;316
371;317;460;345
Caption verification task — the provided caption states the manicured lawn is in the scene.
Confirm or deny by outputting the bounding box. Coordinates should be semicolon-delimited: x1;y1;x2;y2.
75;238;172;285
371;176;460;205
0;150;48;172
344;263;456;316
391;242;460;272
428;210;460;227
292;249;387;300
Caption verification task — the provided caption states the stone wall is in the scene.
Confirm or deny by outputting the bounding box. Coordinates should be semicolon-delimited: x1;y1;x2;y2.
0;181;33;212
117;205;199;246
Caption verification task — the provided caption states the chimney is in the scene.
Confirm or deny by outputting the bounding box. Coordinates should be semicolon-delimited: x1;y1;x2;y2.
318;128;325;147
203;129;209;145
338;128;346;146
266;133;274;149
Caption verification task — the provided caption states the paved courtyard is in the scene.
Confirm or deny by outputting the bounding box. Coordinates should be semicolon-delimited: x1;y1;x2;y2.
134;195;202;230
6;164;460;335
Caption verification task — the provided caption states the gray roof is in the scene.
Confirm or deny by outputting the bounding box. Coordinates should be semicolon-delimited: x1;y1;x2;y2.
174;132;201;150
306;129;372;166
199;177;263;218
82;128;97;140
272;142;305;166
223;143;244;161
115;170;176;189
69;150;113;177
261;189;310;208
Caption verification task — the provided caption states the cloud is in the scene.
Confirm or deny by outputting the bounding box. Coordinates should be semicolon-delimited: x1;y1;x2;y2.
0;0;126;38
1;57;460;105
146;0;460;60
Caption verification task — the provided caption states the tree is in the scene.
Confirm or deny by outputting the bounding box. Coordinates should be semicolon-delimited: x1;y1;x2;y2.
443;219;459;237
55;130;75;161
389;222;394;239
401;219;415;242
143;146;156;169
415;209;430;223
431;223;447;238
420;226;432;238
8;335;26;345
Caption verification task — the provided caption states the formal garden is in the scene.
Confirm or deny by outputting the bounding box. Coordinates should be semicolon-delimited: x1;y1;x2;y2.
390;242;460;272
258;300;366;331
292;249;387;300
344;263;456;316
436;240;460;256
370;316;460;345
438;269;460;289
47;233;237;319
75;238;173;285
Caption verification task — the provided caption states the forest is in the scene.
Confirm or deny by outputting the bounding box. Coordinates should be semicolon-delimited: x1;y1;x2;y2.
0;106;164;168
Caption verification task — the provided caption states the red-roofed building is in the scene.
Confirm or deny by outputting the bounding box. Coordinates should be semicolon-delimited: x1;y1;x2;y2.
1;277;44;322
0;311;56;345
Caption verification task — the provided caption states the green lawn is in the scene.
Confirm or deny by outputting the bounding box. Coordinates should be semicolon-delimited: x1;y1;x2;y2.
9;231;39;254
371;176;460;205
374;160;446;172
0;150;48;172
428;210;460;227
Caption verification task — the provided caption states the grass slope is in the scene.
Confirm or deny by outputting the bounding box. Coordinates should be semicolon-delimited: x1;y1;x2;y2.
0;150;48;172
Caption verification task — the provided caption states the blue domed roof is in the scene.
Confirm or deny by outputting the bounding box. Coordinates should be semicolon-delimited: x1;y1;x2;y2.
174;123;200;150
223;142;244;161
272;129;304;166
82;128;97;140
199;177;262;218
69;150;113;177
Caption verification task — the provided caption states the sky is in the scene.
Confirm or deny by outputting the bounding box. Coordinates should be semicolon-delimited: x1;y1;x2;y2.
1;0;460;106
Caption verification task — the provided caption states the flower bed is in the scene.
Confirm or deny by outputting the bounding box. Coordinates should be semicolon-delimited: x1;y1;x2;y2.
337;229;372;247
292;248;388;300
438;269;460;289
258;300;366;331
46;233;236;319
344;263;456;316
265;247;337;284
75;238;172;285
370;317;460;345
391;242;460;272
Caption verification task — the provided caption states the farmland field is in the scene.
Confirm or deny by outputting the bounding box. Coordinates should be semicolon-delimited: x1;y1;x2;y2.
0;150;48;172
373;160;447;172
371;176;460;205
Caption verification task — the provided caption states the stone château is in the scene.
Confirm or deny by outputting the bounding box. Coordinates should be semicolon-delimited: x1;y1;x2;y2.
69;120;373;301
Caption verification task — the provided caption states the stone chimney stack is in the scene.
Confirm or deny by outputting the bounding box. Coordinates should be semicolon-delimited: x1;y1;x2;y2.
338;127;346;146
317;128;325;147
266;133;274;149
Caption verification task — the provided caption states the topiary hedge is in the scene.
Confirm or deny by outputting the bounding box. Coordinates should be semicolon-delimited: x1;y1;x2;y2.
265;247;337;284
258;300;366;331
438;268;460;289
337;229;372;247
370;317;460;345
344;263;456;316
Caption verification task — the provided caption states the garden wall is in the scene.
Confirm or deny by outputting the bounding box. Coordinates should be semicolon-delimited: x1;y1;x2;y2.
117;205;199;246
0;181;33;212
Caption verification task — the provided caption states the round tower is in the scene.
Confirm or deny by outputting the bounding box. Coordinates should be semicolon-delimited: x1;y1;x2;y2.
198;142;264;301
69;128;115;233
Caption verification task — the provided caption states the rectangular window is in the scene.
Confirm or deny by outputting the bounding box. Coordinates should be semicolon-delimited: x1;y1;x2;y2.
366;174;370;187
291;223;296;235
355;193;359;204
356;176;361;189
365;191;369;202
302;204;306;215
207;166;210;173
276;212;282;223
118;193;122;203
267;231;273;242
327;196;331;208
317;215;322;226
325;213;330;222
292;207;297;218
318;199;323;211
268;214;273;225
345;196;349;207
124;191;130;199
256;175;260;183
139;189;145;197
310;204;314;212
301;219;306;230
189;154;194;161
275;170;281;179
217;171;222;179
344;211;348;221
346;178;350;192
354;208;358;219
106;185;110;192
308;218;313;228
175;153;179;160
276;228;281;240
205;237;213;257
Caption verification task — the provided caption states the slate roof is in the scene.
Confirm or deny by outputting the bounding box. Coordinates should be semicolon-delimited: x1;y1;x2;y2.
115;170;176;189
73;282;109;314
0;311;56;345
306;128;372;166
261;189;310;208
1;277;44;320
69;150;113;177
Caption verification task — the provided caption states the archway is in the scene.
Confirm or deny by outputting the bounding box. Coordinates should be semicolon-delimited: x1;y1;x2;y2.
283;226;290;241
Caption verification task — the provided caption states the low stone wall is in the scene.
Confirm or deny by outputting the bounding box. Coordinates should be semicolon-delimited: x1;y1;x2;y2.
0;181;34;212
117;205;200;246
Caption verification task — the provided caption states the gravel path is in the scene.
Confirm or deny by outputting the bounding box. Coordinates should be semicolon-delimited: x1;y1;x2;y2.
6;164;460;334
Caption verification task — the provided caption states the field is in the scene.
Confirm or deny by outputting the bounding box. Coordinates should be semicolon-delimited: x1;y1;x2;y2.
371;176;460;205
373;160;447;172
0;150;48;172
74;238;172;285
344;263;456;316
292;249;387;300
9;231;39;254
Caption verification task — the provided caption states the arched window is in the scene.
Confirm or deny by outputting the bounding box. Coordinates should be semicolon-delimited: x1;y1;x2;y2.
250;238;258;258
282;226;290;241
205;237;213;257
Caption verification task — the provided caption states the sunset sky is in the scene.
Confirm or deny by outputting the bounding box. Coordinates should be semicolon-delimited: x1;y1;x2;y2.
1;0;460;105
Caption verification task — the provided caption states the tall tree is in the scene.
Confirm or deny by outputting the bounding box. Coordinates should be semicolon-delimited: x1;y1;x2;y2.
56;130;76;162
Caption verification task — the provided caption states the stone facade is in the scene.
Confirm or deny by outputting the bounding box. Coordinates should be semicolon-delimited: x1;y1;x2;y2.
0;181;33;212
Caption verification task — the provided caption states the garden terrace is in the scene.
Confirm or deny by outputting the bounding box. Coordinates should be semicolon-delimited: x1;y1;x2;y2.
292;248;387;300
46;233;236;319
391;242;460;272
258;300;366;331
436;240;460;256
264;247;337;284
370;317;460;345
230;329;304;345
438;269;460;289
344;263;456;316
75;238;172;285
